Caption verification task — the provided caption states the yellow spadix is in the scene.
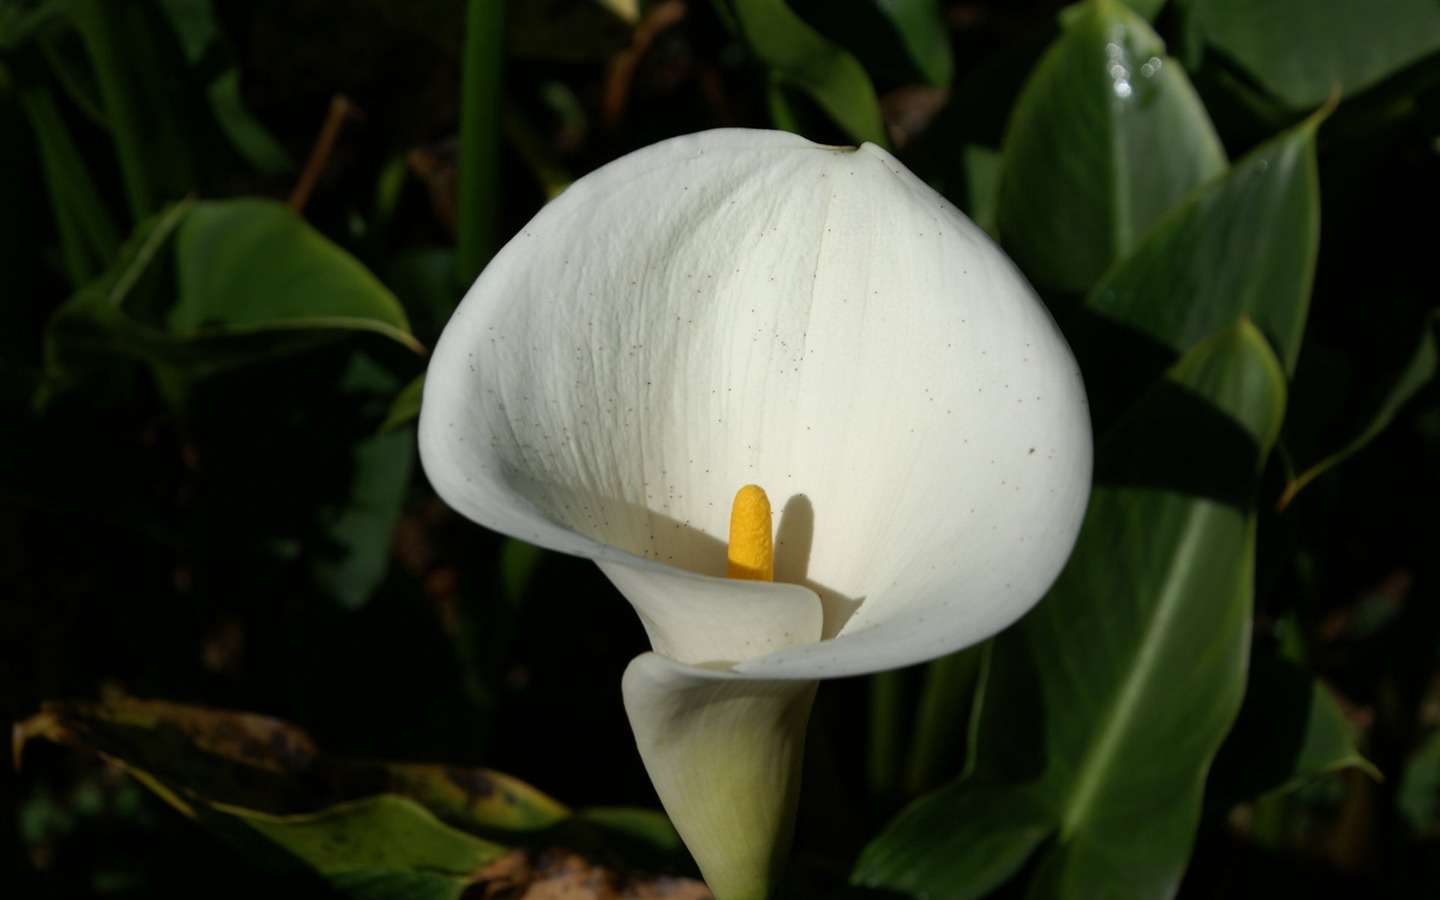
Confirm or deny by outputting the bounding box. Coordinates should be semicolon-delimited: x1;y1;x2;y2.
726;485;773;582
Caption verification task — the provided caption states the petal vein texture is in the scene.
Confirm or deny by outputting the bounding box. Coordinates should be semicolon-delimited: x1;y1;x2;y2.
420;128;1092;678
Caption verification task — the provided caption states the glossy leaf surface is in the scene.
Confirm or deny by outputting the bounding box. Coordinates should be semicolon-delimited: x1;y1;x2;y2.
998;0;1226;292
1073;117;1319;429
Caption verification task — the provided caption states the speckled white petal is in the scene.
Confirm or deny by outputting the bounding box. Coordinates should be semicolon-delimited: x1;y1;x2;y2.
419;128;1092;677
622;652;817;900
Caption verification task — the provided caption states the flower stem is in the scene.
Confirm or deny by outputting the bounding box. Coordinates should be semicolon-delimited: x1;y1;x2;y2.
867;669;906;800
903;643;985;795
457;0;506;285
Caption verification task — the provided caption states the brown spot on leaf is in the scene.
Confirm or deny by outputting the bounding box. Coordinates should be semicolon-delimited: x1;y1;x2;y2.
447;765;500;799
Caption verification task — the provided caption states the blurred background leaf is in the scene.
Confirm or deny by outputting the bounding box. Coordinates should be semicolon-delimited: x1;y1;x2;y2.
711;0;889;147
16;698;705;898
1186;0;1440;110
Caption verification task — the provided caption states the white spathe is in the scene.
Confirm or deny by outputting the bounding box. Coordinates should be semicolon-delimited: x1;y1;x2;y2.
419;129;1092;898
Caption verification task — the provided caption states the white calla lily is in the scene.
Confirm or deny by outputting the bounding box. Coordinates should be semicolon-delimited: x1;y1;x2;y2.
419;129;1091;898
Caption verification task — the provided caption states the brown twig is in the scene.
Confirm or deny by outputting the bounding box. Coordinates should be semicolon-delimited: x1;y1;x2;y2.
601;0;688;134
287;94;357;213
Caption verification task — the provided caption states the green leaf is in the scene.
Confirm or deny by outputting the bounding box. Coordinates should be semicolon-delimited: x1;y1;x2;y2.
13;699;575;837
310;420;413;611
381;374;426;434
1118;0;1167;20
1280;309;1439;508
853;782;1054;899
206;69;294;175
16;699;707;897
1208;645;1378;805
860;323;1287;899
172;199;418;348
1189;0;1440;109
1074;115;1320;428
873;0;953;86
997;0;1226;293
1399;727;1440;838
712;0;889;147
228;795;506;885
381;764;571;836
44;198;423;405
0;0;68;50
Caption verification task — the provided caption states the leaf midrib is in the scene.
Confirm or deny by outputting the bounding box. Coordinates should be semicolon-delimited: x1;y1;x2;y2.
1055;499;1216;839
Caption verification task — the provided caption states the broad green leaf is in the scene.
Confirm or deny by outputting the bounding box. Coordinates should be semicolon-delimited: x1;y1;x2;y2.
1280;309;1438;508
712;0;889;147
1208;645;1378;805
1061;0;1168;26
1189;0;1440;109
383;764;570;835
229;795;505;890
1119;0;1166;20
859;323;1287;899
45;198;423;404
1073;115;1320;427
998;0;1226;293
13;699;571;832
172;199;418;349
853;782;1054;899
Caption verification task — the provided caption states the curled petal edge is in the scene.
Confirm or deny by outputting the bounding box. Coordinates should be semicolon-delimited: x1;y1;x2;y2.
598;559;824;667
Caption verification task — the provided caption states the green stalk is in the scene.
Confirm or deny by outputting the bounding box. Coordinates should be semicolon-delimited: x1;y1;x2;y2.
456;0;506;286
903;643;984;796
71;1;152;220
867;669;906;799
